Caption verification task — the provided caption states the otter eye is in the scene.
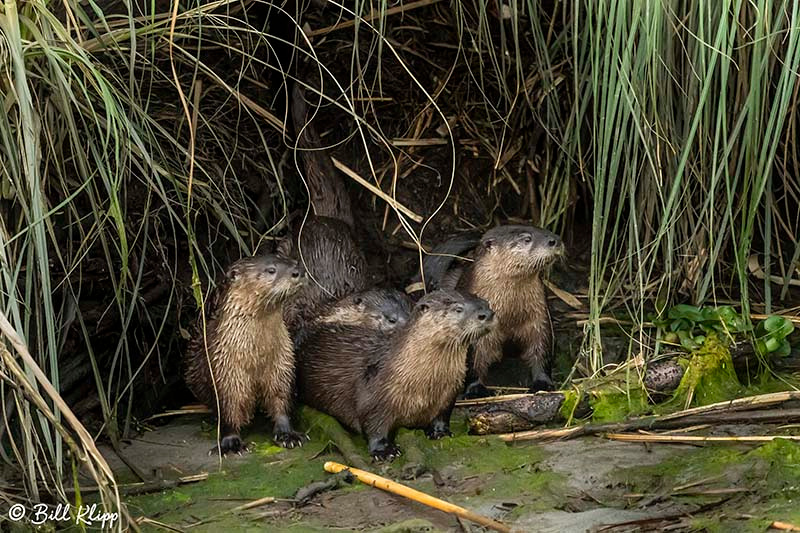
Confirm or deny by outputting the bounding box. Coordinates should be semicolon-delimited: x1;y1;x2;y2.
522;235;532;244
454;305;464;314
386;315;397;324
266;267;277;275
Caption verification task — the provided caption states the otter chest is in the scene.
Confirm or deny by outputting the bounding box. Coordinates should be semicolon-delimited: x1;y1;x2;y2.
388;358;464;427
216;310;292;372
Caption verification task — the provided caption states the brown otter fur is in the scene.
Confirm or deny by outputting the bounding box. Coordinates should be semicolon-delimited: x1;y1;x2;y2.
291;288;411;349
281;84;369;336
185;254;308;454
280;216;369;335
457;225;563;394
297;289;495;461
420;225;563;396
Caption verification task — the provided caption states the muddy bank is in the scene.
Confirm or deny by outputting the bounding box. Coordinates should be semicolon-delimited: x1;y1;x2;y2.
97;410;800;532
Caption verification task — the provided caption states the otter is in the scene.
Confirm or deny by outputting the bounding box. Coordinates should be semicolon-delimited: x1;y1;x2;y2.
292;288;412;349
185;254;308;454
280;84;369;337
297;290;495;461
315;288;411;331
418;225;563;397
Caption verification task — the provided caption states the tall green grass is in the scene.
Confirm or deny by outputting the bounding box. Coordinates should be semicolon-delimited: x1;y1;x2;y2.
0;0;293;521
569;1;800;371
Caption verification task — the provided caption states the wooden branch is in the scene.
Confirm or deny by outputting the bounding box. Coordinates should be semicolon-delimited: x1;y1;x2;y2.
323;461;511;533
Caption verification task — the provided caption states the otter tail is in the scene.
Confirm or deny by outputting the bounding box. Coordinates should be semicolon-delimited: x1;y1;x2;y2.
291;83;353;227
412;232;482;292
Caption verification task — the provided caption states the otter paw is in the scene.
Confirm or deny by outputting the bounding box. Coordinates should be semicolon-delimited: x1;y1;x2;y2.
528;374;555;393
208;435;248;456
370;442;402;462
462;381;493;399
273;430;309;449
425;426;452;440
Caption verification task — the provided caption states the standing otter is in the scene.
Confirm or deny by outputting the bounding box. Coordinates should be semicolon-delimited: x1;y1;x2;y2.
419;225;564;397
281;84;369;337
185;254;308;454
297;290;495;461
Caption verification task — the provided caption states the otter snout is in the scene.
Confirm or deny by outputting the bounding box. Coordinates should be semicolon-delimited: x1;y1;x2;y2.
476;308;495;323
466;299;495;337
384;313;403;326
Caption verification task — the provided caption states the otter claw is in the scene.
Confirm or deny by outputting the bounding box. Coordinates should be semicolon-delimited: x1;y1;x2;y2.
371;444;402;462
529;374;555;393
273;431;307;449
425;427;452;440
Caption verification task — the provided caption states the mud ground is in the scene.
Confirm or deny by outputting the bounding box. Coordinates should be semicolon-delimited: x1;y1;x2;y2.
96;411;800;533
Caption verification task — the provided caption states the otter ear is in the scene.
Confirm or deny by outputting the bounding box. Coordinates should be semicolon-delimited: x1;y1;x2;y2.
417;302;429;313
354;296;363;305
226;266;240;282
483;238;495;250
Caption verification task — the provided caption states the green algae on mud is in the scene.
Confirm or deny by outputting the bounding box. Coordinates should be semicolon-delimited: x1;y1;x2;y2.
127;409;564;531
575;334;746;424
660;334;742;410
614;438;800;532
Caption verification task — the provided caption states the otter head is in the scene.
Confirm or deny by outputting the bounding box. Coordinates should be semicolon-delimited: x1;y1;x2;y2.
228;254;306;305
326;289;411;332
478;225;563;275
350;289;412;332
414;289;495;344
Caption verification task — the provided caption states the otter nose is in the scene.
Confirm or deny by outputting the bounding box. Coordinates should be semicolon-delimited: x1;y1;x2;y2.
477;309;495;322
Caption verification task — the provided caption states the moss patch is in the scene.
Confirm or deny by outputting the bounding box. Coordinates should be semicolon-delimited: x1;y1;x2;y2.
126;410;565;531
589;385;649;423
662;334;742;410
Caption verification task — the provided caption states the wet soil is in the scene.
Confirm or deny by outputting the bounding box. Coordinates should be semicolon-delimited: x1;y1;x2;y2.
98;411;800;533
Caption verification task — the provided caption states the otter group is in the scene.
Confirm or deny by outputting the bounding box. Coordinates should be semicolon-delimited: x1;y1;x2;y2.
184;84;564;460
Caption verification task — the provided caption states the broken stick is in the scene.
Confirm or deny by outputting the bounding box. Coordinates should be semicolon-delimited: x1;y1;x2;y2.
323;461;511;533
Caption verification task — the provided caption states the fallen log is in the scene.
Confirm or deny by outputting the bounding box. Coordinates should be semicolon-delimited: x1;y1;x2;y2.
464;359;687;435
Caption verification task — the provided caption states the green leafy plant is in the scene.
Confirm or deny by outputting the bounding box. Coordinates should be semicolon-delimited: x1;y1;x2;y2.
754;316;795;357
656;304;794;357
656;304;748;351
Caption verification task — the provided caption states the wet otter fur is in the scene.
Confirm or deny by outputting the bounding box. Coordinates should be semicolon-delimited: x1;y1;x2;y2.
185;254;308;454
297;289;495;461
281;84;369;336
293;288;412;349
419;225;564;396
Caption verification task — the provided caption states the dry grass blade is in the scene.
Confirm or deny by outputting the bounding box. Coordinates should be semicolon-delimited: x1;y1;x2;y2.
0;310;134;531
331;157;423;222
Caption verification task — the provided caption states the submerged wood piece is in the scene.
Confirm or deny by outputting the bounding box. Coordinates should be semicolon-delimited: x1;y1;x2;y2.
607;433;800;444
